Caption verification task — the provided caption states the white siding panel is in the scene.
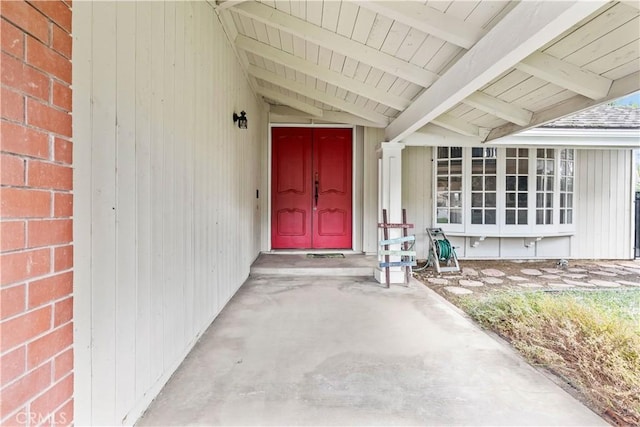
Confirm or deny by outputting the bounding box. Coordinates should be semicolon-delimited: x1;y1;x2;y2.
363;127;384;254
402;147;433;259
573;149;634;259
73;2;267;425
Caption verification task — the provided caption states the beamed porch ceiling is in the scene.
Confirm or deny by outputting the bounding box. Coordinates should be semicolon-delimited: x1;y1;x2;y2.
213;0;640;143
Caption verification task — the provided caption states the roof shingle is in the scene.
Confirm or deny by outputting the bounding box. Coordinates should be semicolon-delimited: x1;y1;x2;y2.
543;104;640;129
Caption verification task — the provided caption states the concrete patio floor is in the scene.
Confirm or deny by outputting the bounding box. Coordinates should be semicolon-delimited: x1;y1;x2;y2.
137;274;606;426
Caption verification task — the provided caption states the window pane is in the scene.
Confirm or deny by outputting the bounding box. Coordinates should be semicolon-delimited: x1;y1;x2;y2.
485;193;496;207
536;193;544;207
472;209;483;224
545;210;553;224
518;176;528;191
506;193;516;208
438;147;448;158
506;210;515;224
567;194;573;208
519;148;528;157
451;192;462;207
506;176;516;191
560;193;566;207
537;160;545;174
472;192;483;207
546;160;554;174
567;210;573;223
472;147;483;157
546;177;554;191
506;148;516;157
537;149;544;157
472;159;483;173
437;177;448;191
546;149;555;158
536;210;544;224
472;176;483;191
437;208;449;223
560;210;565;223
485;209;496;224
518;210;527;225
519;159;528;174
546;194;553;208
451;147;463;158
485;176;496;191
437;161;448;174
437;193;448;207
450;209;462;224
567;178;573;192
485;159;497;174
506;159;516;174
450;176;461;191
518;193;528;207
450;159;462;174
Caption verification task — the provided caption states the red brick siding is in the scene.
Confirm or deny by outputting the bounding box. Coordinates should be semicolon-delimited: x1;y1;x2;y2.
1;2;73;425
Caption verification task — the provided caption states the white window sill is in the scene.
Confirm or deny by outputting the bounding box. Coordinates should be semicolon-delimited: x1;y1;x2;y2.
443;231;575;248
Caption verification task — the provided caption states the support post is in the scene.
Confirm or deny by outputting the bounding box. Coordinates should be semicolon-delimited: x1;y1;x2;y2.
375;142;406;284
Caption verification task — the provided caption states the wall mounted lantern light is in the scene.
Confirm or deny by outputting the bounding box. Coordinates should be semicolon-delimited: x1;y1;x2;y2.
233;111;248;129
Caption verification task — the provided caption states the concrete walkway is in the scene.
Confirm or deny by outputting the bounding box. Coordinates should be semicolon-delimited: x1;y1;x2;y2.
137;275;606;426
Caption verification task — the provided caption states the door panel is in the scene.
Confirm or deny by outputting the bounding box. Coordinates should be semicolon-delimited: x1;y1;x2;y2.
271;127;352;249
271;128;312;248
312;128;352;248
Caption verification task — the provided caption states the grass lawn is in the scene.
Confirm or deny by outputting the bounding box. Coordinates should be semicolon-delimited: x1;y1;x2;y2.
459;289;640;426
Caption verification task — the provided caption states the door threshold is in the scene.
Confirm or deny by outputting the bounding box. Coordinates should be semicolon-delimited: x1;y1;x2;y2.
267;249;361;255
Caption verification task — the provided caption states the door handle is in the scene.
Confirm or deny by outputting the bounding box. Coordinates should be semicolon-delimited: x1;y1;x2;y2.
314;173;319;208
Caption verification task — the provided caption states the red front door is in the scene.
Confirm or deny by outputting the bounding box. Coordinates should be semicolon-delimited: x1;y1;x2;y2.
271;127;352;249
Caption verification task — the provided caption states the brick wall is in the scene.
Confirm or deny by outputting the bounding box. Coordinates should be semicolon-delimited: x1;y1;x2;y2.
1;1;73;425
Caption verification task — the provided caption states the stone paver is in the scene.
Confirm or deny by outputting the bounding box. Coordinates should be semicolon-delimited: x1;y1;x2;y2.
562;279;595;287
548;283;575;289
515;282;544;288
444;286;474;295
481;269;506;277
459;279;484;287
507;276;528;282
483;277;504;285
616;280;640;287
463;268;479;277
591;270;618;277
596;262;618;268
567;268;587;273
589;279;621;288
521;269;542;276
427;278;449;285
541;268;563;274
540;274;561;280
563;274;588;279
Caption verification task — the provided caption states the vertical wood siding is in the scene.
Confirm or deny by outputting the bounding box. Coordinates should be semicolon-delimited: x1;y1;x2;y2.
402;147;433;259
73;2;266;425
572;149;634;259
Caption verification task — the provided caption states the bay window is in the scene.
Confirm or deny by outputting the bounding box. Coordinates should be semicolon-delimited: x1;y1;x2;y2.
434;147;575;235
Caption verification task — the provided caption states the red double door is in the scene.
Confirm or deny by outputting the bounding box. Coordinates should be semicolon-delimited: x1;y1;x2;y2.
271;127;352;249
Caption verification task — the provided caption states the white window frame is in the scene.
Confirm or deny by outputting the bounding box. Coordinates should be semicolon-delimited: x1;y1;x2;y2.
433;146;577;236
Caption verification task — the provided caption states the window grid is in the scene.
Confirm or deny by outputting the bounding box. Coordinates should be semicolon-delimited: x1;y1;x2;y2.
536;149;555;225
505;148;528;225
471;147;497;225
436;147;463;224
559;149;574;224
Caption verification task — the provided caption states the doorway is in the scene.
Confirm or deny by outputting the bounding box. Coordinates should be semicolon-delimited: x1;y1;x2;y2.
271;127;352;249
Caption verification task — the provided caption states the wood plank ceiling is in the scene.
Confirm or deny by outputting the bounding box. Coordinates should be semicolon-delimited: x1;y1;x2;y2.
214;0;640;143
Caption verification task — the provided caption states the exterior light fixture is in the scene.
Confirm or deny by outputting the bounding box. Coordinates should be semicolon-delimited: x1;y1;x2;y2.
233;111;248;129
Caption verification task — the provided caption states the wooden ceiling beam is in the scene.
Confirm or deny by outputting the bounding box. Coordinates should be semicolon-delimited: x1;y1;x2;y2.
257;87;324;117
236;35;410;111
233;1;438;88
432;114;488;138
462;92;533;126
249;65;390;125
352;1;486;49
515;51;613;100
385;0;608;143
486;71;640;141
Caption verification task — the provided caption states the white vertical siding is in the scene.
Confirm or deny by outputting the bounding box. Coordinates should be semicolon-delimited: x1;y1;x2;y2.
73;2;266;425
572;149;634;259
363;127;384;254
402;147;433;259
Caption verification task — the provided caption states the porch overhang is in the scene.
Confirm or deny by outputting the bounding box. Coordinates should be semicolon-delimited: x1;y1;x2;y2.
215;0;640;143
